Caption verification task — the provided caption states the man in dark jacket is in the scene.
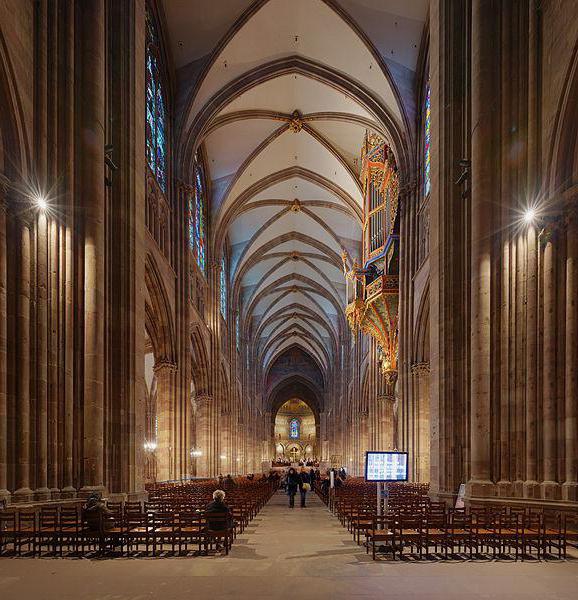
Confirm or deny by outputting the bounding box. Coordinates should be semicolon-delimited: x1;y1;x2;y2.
204;489;233;531
286;468;301;508
82;492;115;532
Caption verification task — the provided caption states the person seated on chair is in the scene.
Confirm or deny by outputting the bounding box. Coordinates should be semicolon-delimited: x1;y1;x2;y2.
82;492;115;532
224;474;237;489
204;489;233;532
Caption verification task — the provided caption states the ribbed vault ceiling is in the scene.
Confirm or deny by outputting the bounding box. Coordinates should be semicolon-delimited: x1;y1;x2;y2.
170;0;425;379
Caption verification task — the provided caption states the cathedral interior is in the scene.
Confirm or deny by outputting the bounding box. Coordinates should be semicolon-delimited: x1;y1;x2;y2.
0;0;578;598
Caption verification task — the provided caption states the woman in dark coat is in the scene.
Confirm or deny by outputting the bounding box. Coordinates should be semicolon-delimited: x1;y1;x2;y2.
299;468;311;508
286;467;301;508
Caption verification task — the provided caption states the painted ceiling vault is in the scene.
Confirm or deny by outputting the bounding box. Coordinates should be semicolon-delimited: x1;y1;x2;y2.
168;0;427;379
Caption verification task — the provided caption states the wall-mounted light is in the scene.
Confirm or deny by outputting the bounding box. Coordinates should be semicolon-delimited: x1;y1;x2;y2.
523;207;537;224
220;455;227;460
144;441;157;452
35;195;48;211
190;448;202;457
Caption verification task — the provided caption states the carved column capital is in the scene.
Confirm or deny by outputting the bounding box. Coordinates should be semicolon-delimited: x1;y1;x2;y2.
377;394;395;404
410;361;431;376
194;394;213;407
153;360;177;374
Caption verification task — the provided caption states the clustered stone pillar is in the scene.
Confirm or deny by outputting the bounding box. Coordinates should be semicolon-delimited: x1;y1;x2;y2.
410;363;431;482
195;395;213;477
80;0;106;496
14;219;32;502
467;0;496;499
0;185;8;502
542;235;559;499
563;208;578;500
155;362;177;481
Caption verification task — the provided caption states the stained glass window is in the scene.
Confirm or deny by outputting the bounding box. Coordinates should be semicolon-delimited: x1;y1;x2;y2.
146;9;167;192
424;83;431;197
235;313;240;350
289;418;300;440
220;256;227;318
188;156;206;273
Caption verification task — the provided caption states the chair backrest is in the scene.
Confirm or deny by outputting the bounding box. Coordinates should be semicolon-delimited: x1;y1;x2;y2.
203;511;231;531
0;511;16;531
18;511;37;531
39;507;58;527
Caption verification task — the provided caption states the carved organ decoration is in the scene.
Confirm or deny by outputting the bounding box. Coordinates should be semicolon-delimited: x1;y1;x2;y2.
345;133;400;383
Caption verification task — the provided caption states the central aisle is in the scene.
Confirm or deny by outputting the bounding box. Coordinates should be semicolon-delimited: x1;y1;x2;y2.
226;488;363;567
1;490;578;600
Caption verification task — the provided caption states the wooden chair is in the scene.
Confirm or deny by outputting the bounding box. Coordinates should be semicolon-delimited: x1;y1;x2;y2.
125;513;150;556
58;507;82;557
366;515;394;560
0;511;17;555
442;513;473;559
16;512;37;557
544;513;567;560
202;512;234;555
149;512;177;556
393;516;424;560
177;512;203;555
37;507;59;556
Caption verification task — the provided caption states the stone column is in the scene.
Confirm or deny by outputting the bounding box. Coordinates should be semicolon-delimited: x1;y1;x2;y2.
14;219;33;502
563;209;578;500
81;0;106;495
377;394;395;450
542;236;560;498
359;411;369;471
467;0;496;498
195;395;212;477
61;0;75;499
319;411;327;461
155;361;177;481
35;212;50;500
220;410;231;474
411;362;431;482
0;184;8;502
524;225;539;497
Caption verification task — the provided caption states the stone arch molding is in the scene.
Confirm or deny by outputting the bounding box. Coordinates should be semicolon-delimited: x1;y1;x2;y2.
144;253;176;367
174;0;414;404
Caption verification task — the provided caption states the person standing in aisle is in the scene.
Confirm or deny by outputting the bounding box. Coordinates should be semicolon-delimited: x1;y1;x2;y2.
286;467;301;508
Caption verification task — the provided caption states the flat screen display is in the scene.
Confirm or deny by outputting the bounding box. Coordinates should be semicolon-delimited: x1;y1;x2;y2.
365;451;409;482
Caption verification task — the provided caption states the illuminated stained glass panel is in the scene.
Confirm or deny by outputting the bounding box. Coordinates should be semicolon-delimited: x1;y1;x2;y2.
220;256;227;318
289;418;300;440
424;84;431;197
188;156;207;274
146;9;166;192
235;313;240;350
195;167;206;272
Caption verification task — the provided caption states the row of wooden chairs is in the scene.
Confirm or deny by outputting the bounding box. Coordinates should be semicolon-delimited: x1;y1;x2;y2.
365;509;568;561
318;479;572;562
0;506;234;557
1;477;277;557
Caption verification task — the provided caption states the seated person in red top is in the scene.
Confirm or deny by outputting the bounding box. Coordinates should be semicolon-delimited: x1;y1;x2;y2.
204;489;233;531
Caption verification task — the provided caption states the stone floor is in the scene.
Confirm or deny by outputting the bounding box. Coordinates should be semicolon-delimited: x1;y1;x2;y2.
1;491;578;599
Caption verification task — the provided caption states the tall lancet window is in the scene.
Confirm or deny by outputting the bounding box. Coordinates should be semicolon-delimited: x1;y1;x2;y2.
220;256;227;318
189;153;206;273
424;83;431;197
289;418;300;440
235;313;241;350
146;8;167;192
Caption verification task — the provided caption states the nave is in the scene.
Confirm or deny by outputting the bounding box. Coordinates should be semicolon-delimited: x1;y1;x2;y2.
1;489;578;600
